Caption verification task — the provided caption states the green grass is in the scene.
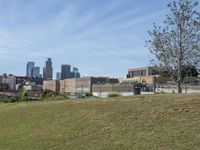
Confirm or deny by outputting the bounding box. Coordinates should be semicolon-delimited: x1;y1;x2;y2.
0;94;200;150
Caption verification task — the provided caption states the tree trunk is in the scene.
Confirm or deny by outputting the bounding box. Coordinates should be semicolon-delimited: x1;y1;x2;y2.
178;17;183;94
177;63;182;93
177;80;182;93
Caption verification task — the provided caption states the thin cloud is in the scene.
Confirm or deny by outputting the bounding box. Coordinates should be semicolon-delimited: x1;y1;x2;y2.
0;0;170;77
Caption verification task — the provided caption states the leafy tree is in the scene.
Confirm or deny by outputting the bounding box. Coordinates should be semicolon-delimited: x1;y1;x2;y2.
147;0;200;93
156;76;170;84
152;64;175;78
173;65;199;83
181;65;199;79
183;76;198;83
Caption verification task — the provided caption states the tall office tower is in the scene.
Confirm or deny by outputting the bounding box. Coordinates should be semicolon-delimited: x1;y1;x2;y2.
32;67;40;78
26;62;35;77
61;64;71;80
56;72;61;80
43;58;53;80
72;67;80;78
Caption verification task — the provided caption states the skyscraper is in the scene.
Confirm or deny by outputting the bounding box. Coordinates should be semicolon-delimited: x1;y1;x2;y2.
26;62;35;77
32;67;40;78
72;67;80;78
56;72;61;80
61;64;71;80
43;58;53;80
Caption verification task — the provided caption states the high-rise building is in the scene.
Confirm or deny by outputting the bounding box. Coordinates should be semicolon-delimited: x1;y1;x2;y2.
26;62;35;77
32;67;40;78
43;58;53;80
72;67;80;78
61;64;71;80
56;72;61;80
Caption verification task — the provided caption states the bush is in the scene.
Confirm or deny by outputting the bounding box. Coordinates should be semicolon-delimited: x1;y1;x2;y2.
76;93;85;99
42;94;69;101
61;92;69;98
3;96;17;103
108;93;121;97
20;89;29;101
85;92;93;97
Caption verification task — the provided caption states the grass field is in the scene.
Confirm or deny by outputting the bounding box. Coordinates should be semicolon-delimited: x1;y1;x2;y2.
0;94;200;150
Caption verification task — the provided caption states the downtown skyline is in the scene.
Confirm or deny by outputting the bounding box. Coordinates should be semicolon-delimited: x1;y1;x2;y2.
0;0;176;77
25;59;80;80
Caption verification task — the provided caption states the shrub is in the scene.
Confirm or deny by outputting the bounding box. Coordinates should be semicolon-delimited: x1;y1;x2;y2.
3;97;11;103
85;92;93;97
3;96;17;103
61;92;69;98
76;93;85;99
21;90;29;101
108;93;121;97
42;94;69;101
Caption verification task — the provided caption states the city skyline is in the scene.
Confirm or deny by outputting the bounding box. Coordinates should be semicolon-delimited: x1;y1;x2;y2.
25;59;81;80
0;0;177;77
26;62;40;78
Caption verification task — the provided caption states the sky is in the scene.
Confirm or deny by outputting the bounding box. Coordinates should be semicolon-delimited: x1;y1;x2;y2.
0;0;171;78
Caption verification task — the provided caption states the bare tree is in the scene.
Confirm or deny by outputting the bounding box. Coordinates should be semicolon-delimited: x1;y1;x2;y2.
147;0;200;93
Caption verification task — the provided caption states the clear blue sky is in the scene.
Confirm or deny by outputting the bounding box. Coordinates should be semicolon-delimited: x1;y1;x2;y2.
0;0;170;78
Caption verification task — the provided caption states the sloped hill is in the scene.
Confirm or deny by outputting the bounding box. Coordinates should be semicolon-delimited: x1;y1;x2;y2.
0;94;200;150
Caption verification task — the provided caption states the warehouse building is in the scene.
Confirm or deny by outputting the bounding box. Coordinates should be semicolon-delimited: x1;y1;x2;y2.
43;77;119;93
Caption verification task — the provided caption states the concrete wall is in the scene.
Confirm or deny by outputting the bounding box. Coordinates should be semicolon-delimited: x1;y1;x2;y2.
63;79;75;93
119;76;156;85
93;92;134;98
92;85;134;93
75;78;91;93
59;80;65;93
156;85;200;94
43;78;90;93
59;78;91;93
43;77;119;93
43;80;59;92
92;84;154;97
93;91;154;98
